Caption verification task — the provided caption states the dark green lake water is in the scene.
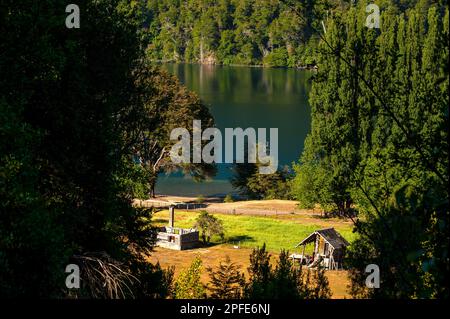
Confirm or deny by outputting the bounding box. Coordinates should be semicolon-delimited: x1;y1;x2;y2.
156;64;312;197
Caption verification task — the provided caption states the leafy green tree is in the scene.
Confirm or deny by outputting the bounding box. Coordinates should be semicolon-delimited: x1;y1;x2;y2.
245;244;273;298
246;166;293;200
231;157;292;200
0;0;176;298
293;0;448;298
194;211;225;244
130;64;216;197
174;256;206;299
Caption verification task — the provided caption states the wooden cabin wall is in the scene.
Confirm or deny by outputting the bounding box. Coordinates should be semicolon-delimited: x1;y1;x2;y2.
318;236;325;255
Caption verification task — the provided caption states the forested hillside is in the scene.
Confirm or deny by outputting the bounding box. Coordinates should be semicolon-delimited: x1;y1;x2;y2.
141;0;433;67
143;0;321;67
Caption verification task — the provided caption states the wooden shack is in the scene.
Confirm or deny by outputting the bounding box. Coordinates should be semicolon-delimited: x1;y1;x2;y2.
293;228;349;270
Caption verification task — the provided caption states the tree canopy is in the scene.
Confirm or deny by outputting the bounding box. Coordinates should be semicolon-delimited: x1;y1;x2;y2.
291;0;449;298
0;0;212;297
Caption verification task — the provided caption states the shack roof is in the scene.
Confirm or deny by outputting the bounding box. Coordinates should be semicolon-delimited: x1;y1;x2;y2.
296;228;349;249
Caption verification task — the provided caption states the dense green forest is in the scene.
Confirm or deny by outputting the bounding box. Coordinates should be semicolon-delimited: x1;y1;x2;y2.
226;0;449;298
142;0;321;67
141;0;446;68
290;0;449;297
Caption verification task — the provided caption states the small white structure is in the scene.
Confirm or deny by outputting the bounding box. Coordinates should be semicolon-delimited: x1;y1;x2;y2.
156;206;199;250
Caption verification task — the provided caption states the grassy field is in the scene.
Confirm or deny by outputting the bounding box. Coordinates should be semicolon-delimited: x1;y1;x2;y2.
149;209;357;298
151;210;357;253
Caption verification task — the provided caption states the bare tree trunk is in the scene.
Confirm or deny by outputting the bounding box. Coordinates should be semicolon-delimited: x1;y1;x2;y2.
148;176;157;198
150;184;155;198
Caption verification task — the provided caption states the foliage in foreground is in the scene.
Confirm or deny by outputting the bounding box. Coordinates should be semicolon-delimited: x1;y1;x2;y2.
174;256;206;299
0;0;204;298
207;256;246;299
173;246;331;299
245;245;331;299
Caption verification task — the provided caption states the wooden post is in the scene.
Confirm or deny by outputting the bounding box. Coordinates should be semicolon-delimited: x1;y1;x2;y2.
328;247;332;270
300;244;306;268
169;205;175;228
313;235;319;261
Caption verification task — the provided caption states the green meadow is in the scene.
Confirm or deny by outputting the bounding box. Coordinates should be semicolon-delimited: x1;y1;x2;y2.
152;210;357;253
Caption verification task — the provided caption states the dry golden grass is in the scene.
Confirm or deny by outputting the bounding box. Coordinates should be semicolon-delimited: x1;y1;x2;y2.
147;244;351;299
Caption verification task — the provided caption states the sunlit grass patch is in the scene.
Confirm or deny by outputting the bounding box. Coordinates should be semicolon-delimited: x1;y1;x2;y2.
152;210;356;253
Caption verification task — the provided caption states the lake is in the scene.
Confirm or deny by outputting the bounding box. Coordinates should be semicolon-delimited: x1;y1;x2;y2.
156;64;312;197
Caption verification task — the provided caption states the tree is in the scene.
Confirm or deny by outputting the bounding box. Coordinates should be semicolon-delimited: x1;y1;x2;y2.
130;65;216;197
245;244;273;298
0;0;175;298
207;256;246;298
174;256;206;299
194;211;225;245
231;161;292;200
293;1;448;298
297;266;332;299
246;166;293;200
269;250;300;299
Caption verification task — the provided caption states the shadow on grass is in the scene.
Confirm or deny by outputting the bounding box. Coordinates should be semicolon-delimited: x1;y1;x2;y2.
151;218;168;224
225;235;255;245
194;235;255;249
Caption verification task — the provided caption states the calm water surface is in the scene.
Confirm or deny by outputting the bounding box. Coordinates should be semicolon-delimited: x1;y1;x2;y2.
156;64;312;196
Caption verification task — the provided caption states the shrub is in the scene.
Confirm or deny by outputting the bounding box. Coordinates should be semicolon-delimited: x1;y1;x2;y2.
223;194;234;203
194;211;225;244
174;256;206;299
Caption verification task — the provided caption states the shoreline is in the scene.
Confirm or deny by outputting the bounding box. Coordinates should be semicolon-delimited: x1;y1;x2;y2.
137;195;323;216
151;60;318;70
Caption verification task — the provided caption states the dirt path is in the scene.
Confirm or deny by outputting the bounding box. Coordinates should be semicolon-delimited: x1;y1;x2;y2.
146;196;325;216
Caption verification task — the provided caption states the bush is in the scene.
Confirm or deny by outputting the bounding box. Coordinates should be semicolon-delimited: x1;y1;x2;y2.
174;257;206;299
194;211;225;244
223;194;234;203
263;48;288;67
